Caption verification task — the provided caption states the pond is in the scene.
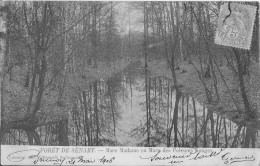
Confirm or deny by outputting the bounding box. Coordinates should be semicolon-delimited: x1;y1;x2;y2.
2;61;259;148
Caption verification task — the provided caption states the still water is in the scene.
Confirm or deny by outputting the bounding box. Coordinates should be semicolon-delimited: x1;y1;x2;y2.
3;61;259;148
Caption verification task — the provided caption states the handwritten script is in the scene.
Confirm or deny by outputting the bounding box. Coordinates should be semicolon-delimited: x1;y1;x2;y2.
2;146;259;165
140;148;257;165
7;149;115;165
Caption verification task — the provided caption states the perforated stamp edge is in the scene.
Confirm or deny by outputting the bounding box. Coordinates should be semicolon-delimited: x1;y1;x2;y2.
214;3;257;50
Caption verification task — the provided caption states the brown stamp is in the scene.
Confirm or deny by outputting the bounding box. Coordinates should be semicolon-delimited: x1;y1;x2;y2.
214;3;257;50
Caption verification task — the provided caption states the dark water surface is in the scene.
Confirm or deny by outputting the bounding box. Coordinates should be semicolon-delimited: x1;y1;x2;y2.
2;61;259;148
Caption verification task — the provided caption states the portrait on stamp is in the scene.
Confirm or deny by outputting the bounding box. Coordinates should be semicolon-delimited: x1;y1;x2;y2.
214;3;257;49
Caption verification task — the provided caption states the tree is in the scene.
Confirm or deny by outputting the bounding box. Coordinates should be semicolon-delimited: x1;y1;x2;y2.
0;1;8;142
143;1;150;147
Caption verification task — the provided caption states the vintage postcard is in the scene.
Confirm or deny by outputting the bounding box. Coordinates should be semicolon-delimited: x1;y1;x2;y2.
0;1;259;166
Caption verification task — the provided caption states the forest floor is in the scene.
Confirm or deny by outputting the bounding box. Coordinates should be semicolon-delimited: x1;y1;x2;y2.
144;59;260;128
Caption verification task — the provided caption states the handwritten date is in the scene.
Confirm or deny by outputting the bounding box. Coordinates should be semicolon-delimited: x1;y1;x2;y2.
7;149;116;165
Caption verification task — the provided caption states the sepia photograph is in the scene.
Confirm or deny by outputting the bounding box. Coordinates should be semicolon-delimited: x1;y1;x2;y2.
0;1;259;150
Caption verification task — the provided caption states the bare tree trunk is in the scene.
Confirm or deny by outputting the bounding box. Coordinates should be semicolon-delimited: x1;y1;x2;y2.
130;76;133;110
173;93;181;147
186;96;189;138
32;50;47;117
0;2;7;140
92;2;98;68
128;5;131;58
82;91;91;146
192;98;198;147
217;117;222;147
215;115;219;141
88;84;93;146
94;81;99;145
167;81;170;134
203;106;207;147
25;129;41;145
231;125;242;148
209;111;216;147
148;77;152;129
233;49;252;116
159;79;161;113
108;78;116;145
167;92;181;147
224;119;228;147
181;96;185;146
57;119;69;146
154;78;157;113
144;1;150;147
243;126;256;148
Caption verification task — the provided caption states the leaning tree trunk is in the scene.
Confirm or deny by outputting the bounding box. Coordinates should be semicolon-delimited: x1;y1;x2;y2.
233;49;252;117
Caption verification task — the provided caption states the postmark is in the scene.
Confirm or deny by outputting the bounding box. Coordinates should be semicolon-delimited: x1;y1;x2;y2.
214;3;257;50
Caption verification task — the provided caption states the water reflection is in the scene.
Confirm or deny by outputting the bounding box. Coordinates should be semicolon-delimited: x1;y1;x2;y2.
2;61;259;148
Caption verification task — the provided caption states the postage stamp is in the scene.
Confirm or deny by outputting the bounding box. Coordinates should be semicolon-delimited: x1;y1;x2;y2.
214;3;257;50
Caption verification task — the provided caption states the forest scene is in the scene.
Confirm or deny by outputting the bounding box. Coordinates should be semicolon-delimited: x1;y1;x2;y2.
0;1;259;148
